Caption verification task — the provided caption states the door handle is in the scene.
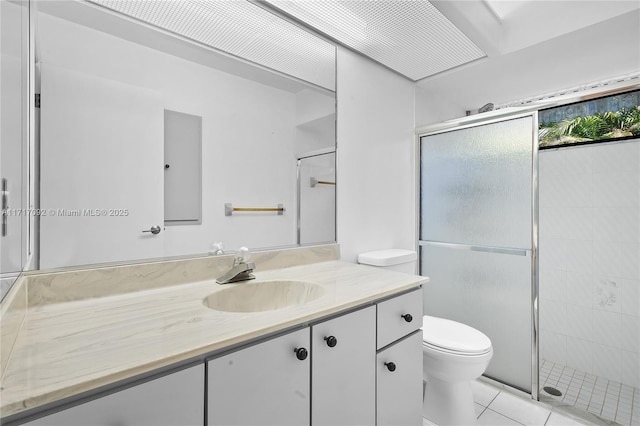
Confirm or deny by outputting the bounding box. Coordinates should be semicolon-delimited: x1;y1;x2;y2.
2;178;9;237
142;225;161;235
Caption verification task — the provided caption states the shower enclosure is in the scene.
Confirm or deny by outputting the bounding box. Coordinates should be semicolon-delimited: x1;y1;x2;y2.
536;90;640;426
418;83;640;426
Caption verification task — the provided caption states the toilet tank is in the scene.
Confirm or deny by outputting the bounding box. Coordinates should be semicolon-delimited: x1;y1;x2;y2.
357;249;417;274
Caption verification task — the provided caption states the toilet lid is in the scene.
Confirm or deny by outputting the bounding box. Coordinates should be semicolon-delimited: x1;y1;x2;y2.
421;316;492;355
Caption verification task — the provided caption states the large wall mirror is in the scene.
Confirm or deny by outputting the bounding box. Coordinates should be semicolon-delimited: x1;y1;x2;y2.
1;0;31;299
26;0;336;271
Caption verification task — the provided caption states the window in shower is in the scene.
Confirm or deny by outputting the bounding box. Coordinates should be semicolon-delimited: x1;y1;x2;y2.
539;89;640;148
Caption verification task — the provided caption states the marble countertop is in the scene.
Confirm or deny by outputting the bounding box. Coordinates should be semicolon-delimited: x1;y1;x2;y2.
0;260;426;419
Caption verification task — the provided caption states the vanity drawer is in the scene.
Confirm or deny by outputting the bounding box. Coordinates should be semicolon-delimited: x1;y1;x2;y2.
377;288;422;349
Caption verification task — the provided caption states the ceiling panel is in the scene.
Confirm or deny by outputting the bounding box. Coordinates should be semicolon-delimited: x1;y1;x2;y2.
87;0;336;90
266;0;486;81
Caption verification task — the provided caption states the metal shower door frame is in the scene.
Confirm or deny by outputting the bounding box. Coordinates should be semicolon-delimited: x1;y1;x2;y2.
415;110;540;400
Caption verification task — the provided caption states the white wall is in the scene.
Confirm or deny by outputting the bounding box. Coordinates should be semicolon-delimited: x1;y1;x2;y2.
539;140;640;388
415;10;640;125
336;47;416;266
38;13;299;266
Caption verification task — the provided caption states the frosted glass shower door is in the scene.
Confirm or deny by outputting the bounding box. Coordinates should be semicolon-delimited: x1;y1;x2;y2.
419;116;534;393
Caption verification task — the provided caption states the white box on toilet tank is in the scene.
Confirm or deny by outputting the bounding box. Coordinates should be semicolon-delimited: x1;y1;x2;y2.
357;249;417;274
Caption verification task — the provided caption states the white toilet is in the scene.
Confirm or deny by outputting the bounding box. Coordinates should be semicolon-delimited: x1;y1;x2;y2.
358;249;493;426
421;315;493;425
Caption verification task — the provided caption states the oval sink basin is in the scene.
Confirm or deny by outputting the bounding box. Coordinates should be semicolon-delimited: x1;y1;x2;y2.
203;280;324;313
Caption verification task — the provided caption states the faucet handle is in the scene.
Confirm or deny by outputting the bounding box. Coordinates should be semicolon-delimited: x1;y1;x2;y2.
236;246;251;264
210;241;225;255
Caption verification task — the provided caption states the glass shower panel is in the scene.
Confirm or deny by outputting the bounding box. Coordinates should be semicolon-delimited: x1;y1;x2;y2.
298;152;335;245
421;243;532;392
420;117;533;249
419;115;535;394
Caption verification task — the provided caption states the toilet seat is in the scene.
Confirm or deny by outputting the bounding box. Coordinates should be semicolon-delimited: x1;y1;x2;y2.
421;315;492;356
422;340;492;356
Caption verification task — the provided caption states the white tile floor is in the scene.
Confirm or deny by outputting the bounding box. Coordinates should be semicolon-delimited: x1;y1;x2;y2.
423;379;592;426
539;359;640;426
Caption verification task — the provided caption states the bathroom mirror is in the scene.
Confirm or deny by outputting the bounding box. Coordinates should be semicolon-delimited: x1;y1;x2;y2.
0;0;31;299
33;0;337;270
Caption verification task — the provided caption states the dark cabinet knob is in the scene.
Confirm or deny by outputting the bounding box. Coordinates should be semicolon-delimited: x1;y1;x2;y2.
294;347;308;361
384;362;396;372
165;164;170;169
401;314;413;323
324;336;338;347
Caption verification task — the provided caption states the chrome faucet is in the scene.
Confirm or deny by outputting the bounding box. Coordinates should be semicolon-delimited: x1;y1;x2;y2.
216;247;256;284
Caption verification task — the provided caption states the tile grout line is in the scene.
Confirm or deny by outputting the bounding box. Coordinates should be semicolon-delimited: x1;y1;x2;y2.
476;404;489;420
559;361;576;403
611;380;623;425
483;406;527;426
564;364;577;404
487;388;550;426
586;370;598;416
483;387;502;410
472;383;492;420
477;388;499;422
604;378;611;418
576;369;591;410
631;386;636;425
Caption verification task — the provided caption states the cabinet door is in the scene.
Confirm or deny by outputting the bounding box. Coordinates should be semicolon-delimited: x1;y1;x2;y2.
208;328;310;426
377;331;423;426
24;365;204;426
311;306;375;426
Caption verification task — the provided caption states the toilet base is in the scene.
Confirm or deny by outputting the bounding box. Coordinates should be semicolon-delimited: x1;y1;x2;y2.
423;377;476;426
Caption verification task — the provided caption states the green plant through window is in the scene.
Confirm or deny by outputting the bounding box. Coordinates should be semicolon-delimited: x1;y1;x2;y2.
538;90;640;148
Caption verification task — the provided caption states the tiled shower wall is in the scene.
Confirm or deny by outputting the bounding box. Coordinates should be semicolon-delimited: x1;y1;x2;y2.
539;139;640;388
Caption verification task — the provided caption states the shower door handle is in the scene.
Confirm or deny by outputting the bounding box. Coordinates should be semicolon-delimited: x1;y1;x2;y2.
419;240;529;257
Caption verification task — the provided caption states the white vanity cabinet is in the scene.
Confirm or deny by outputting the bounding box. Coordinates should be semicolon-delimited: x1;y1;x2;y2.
23;364;205;426
206;291;421;426
207;328;310;426
206;306;377;426
376;289;423;426
15;287;422;426
311;306;376;426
